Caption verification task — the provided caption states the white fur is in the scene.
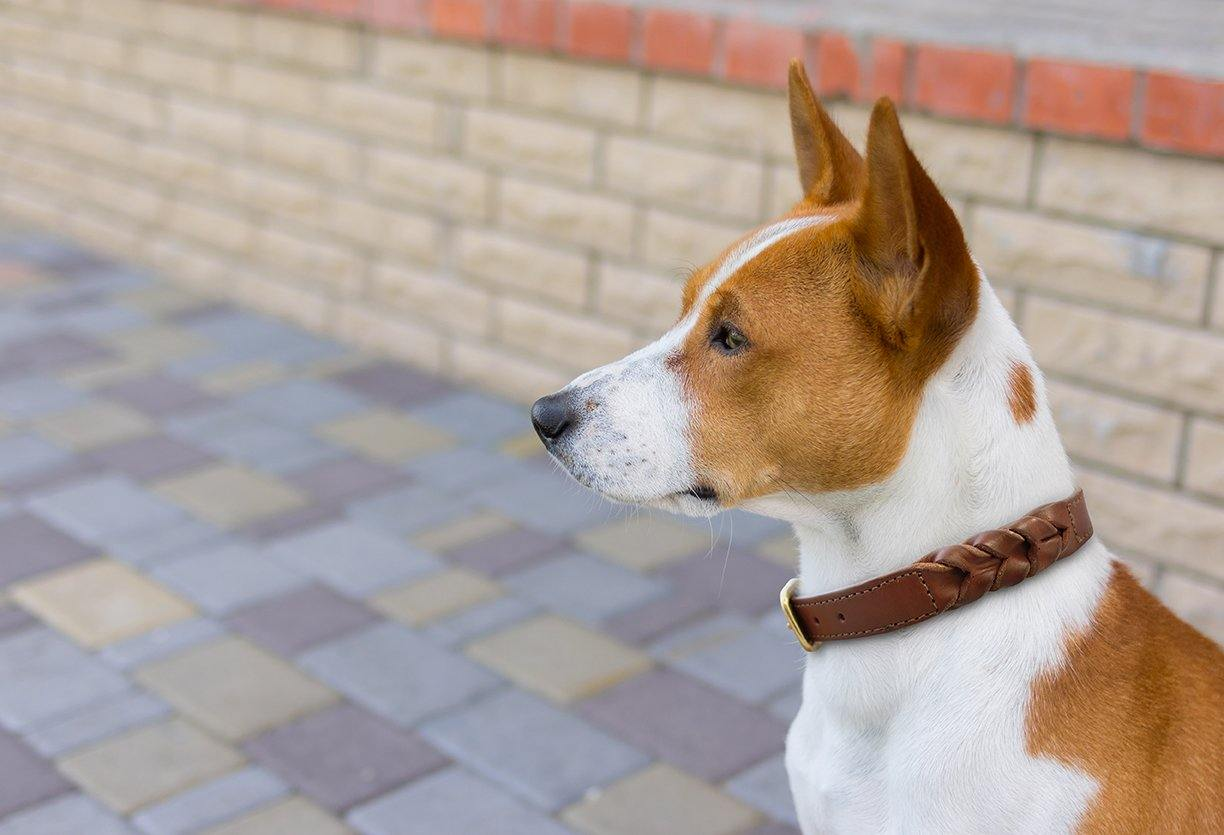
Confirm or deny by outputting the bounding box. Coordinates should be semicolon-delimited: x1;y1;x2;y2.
543;221;1111;832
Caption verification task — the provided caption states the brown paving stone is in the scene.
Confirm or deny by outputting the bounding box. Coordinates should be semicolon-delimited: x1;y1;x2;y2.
135;636;338;741
153;464;307;528
12;560;195;648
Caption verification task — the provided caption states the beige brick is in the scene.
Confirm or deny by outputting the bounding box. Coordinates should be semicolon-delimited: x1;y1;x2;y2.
80;74;161;131
146;238;235;296
57;29;128;71
229;62;320;116
152;2;244;50
68;210;145;261
0;16;56;54
7;146;77;194
82;171;165;225
368;147;490;220
650;76;790;157
168;97;249;153
323;81;440;146
8;57;77;107
1186;419;1224;500
1213;257;1224;331
500;52;642;126
166;200;251;254
465;108;596;183
330;196;438;262
595;261;683;331
456;227;587;308
251;14;359;72
606;136;763;222
334;303;445;372
642;209;743;270
371;262;490;336
1037;139;1224;245
134;44;222;95
138;144;227;196
1025;297;1224;415
973;206;1210;322
234;270;330;331
1077;469;1224;580
57;121;136;168
499;297;637;372
254;225;362;295
231;167;326;227
766;162;804;217
1047;380;1181;482
451;339;569;403
830;103;1034;204
253;120;358;181
0;185;63;229
372;35;489;99
1157;570;1224;645
80;0;153;30
499;178;634;256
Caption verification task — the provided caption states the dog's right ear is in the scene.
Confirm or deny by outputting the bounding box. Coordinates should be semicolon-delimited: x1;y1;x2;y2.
788;60;865;205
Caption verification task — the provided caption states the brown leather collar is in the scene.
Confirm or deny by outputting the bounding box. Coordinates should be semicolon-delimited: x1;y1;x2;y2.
780;490;1093;649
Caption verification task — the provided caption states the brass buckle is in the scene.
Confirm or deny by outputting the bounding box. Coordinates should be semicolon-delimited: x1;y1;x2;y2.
780;578;816;652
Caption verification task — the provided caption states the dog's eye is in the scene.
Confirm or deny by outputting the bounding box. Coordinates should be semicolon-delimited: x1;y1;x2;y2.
712;323;748;354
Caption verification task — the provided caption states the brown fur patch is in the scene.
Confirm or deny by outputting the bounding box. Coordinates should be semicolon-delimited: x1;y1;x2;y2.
1027;563;1224;833
1008;361;1037;424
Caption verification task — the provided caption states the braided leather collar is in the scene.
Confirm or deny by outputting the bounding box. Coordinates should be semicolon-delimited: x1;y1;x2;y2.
780;490;1093;649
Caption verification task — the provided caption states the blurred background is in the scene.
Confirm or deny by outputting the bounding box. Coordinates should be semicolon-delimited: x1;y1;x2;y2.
0;1;1221;833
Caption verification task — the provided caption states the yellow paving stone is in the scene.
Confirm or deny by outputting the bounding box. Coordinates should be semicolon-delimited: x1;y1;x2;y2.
12;560;195;648
576;516;711;572
201;797;352;835
135;636;338;742
499;430;548;459
57;718;243;814
304;351;376;379
316;410;454;463
466;614;652;704
411;511;517;553
59;357;158;390
562;763;760;835
370;568;502;626
153;464;306;528
106;324;209;364
197;360;289;395
33;400;155;451
120;285;204;316
755;532;798;569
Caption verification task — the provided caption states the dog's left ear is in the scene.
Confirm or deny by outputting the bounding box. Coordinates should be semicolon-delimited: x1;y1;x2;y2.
850;98;977;354
788;61;864;205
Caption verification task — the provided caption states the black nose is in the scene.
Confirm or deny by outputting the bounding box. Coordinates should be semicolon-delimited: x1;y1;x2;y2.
531;392;573;442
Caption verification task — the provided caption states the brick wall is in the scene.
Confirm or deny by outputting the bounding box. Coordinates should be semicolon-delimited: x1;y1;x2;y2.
1;0;1222;639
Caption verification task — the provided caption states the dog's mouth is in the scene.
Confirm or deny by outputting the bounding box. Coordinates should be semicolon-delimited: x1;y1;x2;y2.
682;484;718;502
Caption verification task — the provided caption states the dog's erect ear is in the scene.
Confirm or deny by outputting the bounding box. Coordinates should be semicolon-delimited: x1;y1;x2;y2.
850;98;977;353
788;61;864;204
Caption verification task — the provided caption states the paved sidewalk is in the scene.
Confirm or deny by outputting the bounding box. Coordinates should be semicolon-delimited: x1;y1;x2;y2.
0;225;803;835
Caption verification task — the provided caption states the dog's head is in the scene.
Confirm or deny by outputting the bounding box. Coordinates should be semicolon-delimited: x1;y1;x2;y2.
532;62;978;518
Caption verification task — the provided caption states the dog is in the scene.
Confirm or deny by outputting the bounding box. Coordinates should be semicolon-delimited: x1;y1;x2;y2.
530;60;1224;833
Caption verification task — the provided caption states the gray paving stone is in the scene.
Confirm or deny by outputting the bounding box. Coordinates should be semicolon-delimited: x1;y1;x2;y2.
726;754;799;826
0;628;129;732
421;689;647;811
0;434;71;483
26;475;184;546
0;730;71;817
1;460;107;499
244;703;448;812
181;315;340;368
106;519;230;568
0;607;37;640
444;527;565;577
289;458;407;505
767;688;803;724
0;377;86;420
504;552;670;624
331;361;452;408
98;618;227;671
401;446;530;493
0;792;134;835
299;622;499;727
103;375;218;418
420;596;540;648
241;503;344;543
653;614;803;704
22;689;170;758
224;584;378;657
409;391;527;445
0;513;96;586
469;470;608;534
85;435;214;482
662;551;793;617
577;668;787;783
265;521;439;597
1;332;114;372
234;380;367;429
346;767;571;835
46;303;145;335
346;484;469;537
131;766;288;835
168;407;341;474
151;543;309;615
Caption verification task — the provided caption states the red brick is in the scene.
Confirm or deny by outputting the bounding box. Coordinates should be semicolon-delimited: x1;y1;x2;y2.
814;32;858;98
722;19;803;89
913;44;1016;123
496;0;557;49
430;0;487;39
866;37;906;102
362;0;428;29
641;9;716;74
1023;60;1133;140
563;1;634;62
1142;71;1224;156
260;0;312;10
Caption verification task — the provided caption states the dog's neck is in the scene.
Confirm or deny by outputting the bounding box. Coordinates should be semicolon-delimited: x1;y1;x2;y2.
749;275;1079;594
